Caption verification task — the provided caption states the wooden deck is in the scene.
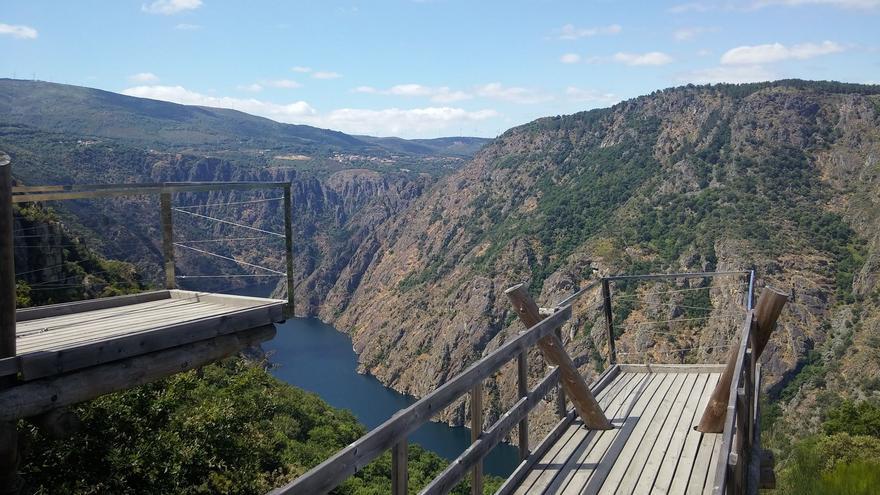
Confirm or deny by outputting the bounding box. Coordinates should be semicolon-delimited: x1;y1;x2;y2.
3;290;285;380
511;365;724;495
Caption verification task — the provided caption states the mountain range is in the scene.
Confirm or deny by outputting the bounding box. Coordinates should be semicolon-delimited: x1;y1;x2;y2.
3;78;880;487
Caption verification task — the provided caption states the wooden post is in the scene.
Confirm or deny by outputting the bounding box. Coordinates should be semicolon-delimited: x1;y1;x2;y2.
516;352;529;460
470;382;483;495
0;151;21;495
283;184;294;318
697;287;787;433
505;284;612;430
554;327;567;418
391;440;408;495
160;191;175;289
0;152;14;366
601;279;617;365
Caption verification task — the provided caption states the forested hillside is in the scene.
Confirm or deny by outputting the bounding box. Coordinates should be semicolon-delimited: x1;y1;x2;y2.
314;80;880;488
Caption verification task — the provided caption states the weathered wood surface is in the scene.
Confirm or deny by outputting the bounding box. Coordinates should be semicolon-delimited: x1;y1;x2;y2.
391;440;407;495
511;369;723;495
271;306;572;495
421;367;560;495
0;325;275;421
0;151;20;494
11;181;289;203
601;279;617;366
495;365;620;495
516;351;529;459
161;192;176;289
283;184;295;318
8;290;284;379
469;382;484;495
505;284;612;430
698;287;786;433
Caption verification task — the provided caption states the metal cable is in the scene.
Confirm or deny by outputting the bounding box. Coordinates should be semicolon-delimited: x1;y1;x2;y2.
172;208;284;237
173;197;284;209
173;243;285;275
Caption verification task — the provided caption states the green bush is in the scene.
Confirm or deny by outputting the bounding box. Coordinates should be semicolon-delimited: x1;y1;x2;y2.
20;358;501;495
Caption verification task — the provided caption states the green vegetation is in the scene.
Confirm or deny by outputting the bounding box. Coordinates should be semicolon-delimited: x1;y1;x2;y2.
13;204;146;307
21;358;503;494
775;401;880;495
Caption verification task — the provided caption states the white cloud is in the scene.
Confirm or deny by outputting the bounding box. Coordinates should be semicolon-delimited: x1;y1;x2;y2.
265;79;302;89
312;71;341;79
753;0;880;8
669;2;714;13
0;23;38;39
291;66;312;73
236;83;263;92
122;85;316;119
142;0;202;15
613;51;674;66
475;83;553;104
560;53;581;64
128;72;160;83
313;107;497;136
565;87;619;105
120;84;494;137
353;84;471;103
721;40;844;64
673;27;715;41
678;65;777;84
174;23;202;30
554;23;622;40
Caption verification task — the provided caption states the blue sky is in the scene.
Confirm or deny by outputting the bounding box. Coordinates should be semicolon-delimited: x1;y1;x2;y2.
2;0;878;138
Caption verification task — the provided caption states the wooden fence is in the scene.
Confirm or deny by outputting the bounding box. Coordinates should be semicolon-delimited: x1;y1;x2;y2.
270;305;579;495
712;311;761;495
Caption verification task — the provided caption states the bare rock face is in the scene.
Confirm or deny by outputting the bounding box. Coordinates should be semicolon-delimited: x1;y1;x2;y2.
314;82;880;437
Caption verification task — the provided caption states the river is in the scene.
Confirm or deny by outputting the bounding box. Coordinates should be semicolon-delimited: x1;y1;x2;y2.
263;317;521;477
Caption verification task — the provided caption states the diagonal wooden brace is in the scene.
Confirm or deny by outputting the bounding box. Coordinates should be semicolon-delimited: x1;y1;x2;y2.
696;286;788;433
505;284;613;430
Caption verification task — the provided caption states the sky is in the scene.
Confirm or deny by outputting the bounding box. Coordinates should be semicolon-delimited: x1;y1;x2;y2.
1;0;878;138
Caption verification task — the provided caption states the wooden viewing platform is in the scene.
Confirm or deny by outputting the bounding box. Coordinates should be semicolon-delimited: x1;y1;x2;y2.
276;272;787;495
0;157;296;491
510;365;724;494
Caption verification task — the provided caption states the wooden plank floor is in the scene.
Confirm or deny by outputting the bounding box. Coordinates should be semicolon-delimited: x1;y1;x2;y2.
513;368;722;495
16;291;281;354
6;290;285;380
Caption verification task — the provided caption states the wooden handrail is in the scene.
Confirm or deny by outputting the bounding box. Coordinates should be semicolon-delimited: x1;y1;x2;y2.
270;306;572;495
711;312;757;495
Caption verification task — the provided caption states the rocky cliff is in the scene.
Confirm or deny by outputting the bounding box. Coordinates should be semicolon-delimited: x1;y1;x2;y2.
316;81;880;433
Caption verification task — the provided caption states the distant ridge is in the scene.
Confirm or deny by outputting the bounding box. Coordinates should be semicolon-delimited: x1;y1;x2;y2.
0;79;491;157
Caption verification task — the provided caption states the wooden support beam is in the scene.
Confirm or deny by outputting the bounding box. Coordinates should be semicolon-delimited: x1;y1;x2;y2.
0;325;275;422
160;192;175;289
505;284;612;430
391;440;408;495
0;151;21;495
601;279;617;366
554;327;567;418
470;382;483;495
697;287;787;433
516;352;529;460
283;184;294;318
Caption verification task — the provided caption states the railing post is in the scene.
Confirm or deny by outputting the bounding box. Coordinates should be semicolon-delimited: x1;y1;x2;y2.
505;284;612;430
470;382;483;495
516;352;529;460
283;184;294;318
554;327;567;418
0;151;21;494
391;439;408;495
160;191;175;289
601;278;616;365
698;288;786;433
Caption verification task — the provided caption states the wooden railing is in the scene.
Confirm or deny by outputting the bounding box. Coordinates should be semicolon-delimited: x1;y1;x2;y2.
712;311;760;495
270;305;575;495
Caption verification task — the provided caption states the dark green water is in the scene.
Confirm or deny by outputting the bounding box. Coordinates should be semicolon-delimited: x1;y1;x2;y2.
264;317;521;477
